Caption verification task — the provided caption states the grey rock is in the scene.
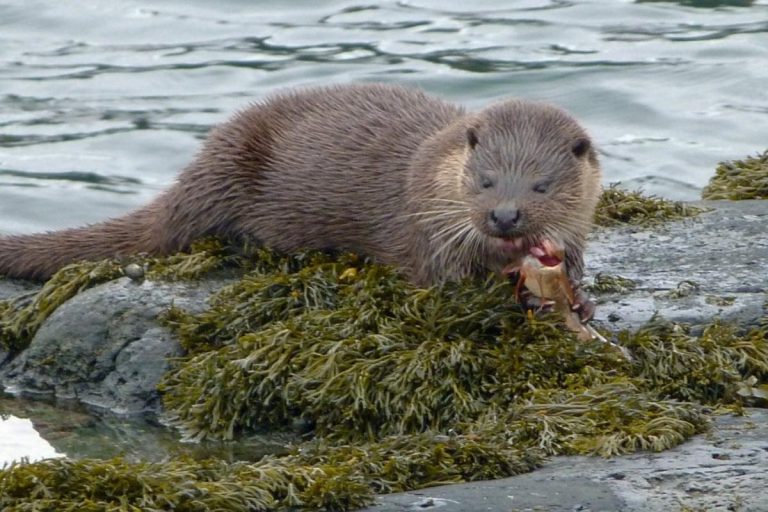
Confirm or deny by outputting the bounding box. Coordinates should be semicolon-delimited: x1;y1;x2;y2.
587;200;768;333
362;410;768;512
0;277;230;414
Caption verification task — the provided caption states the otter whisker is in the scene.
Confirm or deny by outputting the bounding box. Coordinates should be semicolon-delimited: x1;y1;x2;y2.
428;217;473;242
414;211;471;225
465;228;485;271
423;198;471;206
429;217;472;248
432;221;474;259
550;216;594;230
457;226;486;278
399;210;469;223
398;208;469;220
543;219;589;242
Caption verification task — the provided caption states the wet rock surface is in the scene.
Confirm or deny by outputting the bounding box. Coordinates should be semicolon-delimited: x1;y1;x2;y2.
362;409;768;512
0;277;230;414
587;200;768;334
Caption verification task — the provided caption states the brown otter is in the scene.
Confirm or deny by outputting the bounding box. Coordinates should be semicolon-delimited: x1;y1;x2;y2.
0;83;601;316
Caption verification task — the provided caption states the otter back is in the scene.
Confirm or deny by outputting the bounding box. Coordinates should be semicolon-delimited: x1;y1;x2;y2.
0;83;601;290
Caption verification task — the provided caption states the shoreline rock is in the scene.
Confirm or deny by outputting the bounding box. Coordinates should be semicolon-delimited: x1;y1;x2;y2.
1;277;231;414
361;409;768;512
588;200;767;334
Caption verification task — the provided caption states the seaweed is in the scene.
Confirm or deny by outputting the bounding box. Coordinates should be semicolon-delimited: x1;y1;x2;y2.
0;433;540;511
586;273;637;295
702;150;768;200
594;185;701;227
624;317;768;404
0;260;122;352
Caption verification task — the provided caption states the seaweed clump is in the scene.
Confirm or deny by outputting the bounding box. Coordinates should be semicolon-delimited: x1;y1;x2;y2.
701;150;768;200
587;273;637;295
2;247;767;510
594;185;701;227
0;436;539;511
0;260;122;352
1;187;767;509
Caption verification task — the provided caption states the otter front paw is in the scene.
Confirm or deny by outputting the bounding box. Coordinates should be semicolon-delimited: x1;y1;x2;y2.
570;285;595;323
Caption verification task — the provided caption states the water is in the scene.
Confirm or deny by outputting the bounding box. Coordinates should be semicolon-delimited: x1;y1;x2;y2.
0;395;293;465
1;0;767;463
0;0;766;235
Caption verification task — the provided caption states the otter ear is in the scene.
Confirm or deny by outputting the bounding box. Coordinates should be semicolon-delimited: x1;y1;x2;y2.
572;137;591;158
467;127;479;150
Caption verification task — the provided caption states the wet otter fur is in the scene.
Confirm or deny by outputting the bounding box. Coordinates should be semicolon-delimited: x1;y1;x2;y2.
0;83;601;311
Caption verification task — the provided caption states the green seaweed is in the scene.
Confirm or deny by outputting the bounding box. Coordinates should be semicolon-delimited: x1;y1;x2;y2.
705;295;736;307
143;238;236;281
702;150;768;200
0;260;122;352
623;317;768;404
663;280;700;299
594;185;701;227
0;433;540;511
586;273;637;295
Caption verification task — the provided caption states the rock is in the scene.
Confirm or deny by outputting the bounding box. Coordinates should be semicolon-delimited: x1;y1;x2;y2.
587;200;768;333
361;409;768;512
0;277;230;414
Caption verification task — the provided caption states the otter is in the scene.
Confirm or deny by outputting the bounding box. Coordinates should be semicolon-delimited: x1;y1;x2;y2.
0;83;601;317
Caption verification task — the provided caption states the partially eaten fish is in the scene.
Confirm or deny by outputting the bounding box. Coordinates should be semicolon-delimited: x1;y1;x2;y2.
504;239;632;360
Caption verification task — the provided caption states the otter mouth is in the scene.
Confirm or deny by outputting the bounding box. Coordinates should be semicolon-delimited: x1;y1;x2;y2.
494;235;545;255
495;236;564;266
495;237;527;252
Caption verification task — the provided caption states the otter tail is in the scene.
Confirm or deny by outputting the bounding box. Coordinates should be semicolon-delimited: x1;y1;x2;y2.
0;200;167;281
0;109;270;281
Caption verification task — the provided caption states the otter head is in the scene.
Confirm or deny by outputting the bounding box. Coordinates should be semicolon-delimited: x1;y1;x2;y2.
459;100;601;258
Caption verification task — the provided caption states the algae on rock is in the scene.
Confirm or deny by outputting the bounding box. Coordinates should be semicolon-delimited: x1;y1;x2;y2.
0;259;123;352
702;150;768;200
586;273;637;295
594;185;701;227
0;239;235;353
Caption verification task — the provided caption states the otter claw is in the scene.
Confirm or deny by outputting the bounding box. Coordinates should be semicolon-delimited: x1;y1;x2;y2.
571;286;596;324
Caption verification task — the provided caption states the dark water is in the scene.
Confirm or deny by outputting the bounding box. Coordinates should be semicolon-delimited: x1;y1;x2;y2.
1;0;767;463
1;0;767;235
0;395;293;465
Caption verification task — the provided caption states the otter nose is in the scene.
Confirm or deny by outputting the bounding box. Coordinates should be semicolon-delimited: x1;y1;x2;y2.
489;208;520;234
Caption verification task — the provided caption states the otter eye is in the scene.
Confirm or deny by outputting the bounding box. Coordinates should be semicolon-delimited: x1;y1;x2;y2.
572;138;591;158
533;180;550;194
480;176;494;189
